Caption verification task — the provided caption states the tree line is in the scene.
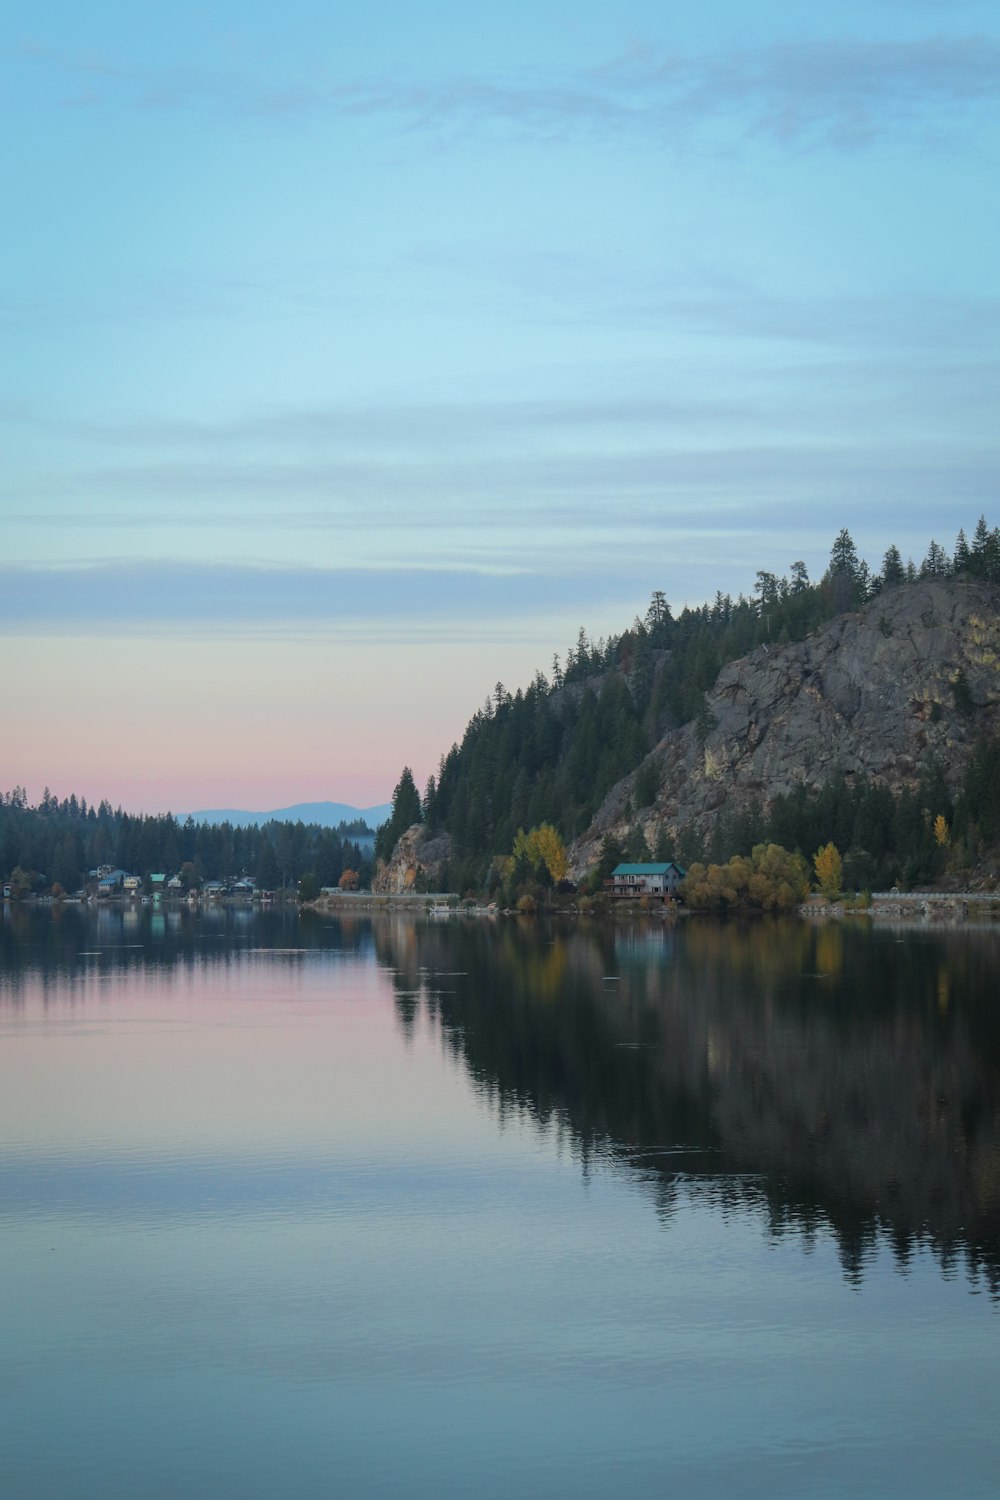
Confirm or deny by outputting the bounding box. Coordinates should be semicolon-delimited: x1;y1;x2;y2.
0;790;375;897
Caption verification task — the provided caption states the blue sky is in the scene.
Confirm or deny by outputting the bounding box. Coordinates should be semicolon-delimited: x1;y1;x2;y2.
2;0;998;809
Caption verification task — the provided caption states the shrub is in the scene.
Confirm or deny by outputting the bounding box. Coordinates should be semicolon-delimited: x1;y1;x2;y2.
681;844;810;912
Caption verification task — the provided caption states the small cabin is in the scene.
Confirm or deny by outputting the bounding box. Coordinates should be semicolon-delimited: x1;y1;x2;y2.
606;862;687;899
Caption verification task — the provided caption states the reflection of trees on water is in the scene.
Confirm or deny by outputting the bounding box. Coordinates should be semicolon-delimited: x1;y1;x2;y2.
376;917;1000;1296
7;906;1000;1294
0;905;375;1002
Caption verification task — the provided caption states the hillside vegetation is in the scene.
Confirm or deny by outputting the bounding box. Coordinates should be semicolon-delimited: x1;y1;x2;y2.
382;519;1000;892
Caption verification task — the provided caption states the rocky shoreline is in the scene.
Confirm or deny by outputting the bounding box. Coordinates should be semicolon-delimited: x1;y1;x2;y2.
312;889;1000;926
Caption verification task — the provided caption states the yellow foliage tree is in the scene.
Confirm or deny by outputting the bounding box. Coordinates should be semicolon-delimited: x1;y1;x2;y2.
512;824;569;884
933;814;949;847
681;844;809;912
813;842;842;901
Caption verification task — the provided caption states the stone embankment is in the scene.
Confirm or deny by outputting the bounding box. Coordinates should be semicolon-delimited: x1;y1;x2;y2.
804;892;1000;922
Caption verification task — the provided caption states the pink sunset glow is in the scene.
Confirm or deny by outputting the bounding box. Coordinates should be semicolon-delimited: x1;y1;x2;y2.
6;630;557;814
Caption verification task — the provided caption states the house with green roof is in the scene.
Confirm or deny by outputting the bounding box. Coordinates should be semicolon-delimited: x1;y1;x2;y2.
607;862;686;899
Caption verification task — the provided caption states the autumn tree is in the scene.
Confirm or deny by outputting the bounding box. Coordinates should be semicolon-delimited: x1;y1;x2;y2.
681;844;809;912
511;824;569;884
813;842;843;900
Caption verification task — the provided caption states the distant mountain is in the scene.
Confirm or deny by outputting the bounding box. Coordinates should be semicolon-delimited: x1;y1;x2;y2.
187;801;392;829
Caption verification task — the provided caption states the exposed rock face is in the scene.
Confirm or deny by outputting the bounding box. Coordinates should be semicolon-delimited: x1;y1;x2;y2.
573;579;1000;874
372;824;452;894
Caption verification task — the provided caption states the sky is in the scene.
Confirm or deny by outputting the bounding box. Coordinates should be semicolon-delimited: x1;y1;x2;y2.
3;0;999;813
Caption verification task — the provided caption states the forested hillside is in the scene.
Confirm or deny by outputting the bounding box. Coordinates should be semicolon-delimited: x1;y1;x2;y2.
386;518;1000;891
0;792;373;896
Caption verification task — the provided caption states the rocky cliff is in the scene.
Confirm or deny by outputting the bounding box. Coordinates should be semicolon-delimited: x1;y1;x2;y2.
372;823;452;894
573;578;1000;873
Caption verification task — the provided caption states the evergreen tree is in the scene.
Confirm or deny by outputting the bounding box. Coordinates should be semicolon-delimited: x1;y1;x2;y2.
920;539;949;577
953;529;971;574
970;515;992;578
597;834;624;882
256;841;279;890
653;824;675;862
645;590;672;643
422;774;438;828
624;825;651;862
827;529;864;609
376;767;423;862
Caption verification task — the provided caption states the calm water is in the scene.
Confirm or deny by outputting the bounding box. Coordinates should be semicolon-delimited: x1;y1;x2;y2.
1;905;998;1498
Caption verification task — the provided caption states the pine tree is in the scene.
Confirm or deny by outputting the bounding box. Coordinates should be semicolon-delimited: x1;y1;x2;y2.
827;529;863;610
829;529;860;580
920;539;948;577
970;515;992;579
375;767;423;862
953;529;971;573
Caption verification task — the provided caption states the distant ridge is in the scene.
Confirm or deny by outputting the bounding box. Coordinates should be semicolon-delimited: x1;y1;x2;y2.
186;801;392;829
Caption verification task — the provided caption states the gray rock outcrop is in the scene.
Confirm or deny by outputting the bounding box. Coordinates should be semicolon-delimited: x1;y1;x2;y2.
573;578;1000;874
372;824;452;894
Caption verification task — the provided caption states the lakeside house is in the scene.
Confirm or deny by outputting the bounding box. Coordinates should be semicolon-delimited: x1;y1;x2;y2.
606;862;687;900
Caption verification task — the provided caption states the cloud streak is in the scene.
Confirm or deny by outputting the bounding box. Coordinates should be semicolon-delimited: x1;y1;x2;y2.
25;33;1000;151
0;560;641;631
596;35;1000;148
12;438;995;513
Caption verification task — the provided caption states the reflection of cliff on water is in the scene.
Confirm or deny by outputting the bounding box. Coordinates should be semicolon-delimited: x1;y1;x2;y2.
376;916;1000;1294
0;904;374;1000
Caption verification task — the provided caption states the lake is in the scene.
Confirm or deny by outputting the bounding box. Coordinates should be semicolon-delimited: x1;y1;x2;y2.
1;904;998;1498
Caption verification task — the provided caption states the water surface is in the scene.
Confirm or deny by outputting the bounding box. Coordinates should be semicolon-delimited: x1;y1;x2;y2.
1;906;998;1497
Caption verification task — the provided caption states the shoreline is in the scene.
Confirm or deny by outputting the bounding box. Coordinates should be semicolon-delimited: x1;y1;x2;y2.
8;890;1000;929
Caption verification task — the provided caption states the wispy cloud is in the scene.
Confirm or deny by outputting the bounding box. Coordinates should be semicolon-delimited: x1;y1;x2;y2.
594;35;1000;148
5;392;761;452
0;560;640;631
23;33;1000;151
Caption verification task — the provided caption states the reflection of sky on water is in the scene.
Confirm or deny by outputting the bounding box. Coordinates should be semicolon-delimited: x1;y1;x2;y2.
4;905;1000;1299
1;952;468;1160
2;910;1000;1498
